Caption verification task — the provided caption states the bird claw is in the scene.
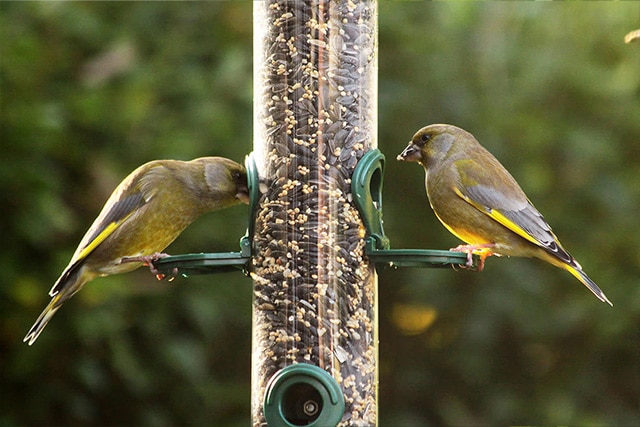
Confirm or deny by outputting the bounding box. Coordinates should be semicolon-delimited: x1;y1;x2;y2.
161;267;180;282
450;244;494;272
120;253;179;281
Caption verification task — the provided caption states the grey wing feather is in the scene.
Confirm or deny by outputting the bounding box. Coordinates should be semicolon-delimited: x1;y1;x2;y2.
464;183;574;264
80;192;147;250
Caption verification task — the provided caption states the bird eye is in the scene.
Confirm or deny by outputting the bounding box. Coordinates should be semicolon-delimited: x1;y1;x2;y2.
233;171;247;185
416;133;431;146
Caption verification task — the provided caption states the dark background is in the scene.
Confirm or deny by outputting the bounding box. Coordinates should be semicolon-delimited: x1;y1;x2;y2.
1;2;639;426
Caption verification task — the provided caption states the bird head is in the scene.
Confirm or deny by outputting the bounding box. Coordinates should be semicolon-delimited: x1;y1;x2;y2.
205;157;249;204
199;157;250;206
397;124;459;168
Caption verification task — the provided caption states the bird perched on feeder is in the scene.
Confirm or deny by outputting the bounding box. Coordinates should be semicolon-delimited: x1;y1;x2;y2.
397;124;612;306
24;156;250;345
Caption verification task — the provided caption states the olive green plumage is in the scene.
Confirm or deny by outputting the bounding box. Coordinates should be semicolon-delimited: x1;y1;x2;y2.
24;156;249;345
397;124;612;306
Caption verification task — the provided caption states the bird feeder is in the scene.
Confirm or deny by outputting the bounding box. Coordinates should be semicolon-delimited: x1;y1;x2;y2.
251;0;379;424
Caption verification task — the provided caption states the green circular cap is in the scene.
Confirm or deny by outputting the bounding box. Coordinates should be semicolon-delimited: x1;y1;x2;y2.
263;364;345;427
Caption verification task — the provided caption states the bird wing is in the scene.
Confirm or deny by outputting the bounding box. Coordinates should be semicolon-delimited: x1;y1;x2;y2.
453;158;574;264
75;192;147;261
50;180;152;297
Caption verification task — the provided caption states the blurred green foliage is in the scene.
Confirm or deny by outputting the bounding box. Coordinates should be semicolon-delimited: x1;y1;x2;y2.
1;2;639;426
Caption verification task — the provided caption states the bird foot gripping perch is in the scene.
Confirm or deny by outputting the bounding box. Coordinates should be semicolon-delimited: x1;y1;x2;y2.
450;244;497;271
120;253;179;280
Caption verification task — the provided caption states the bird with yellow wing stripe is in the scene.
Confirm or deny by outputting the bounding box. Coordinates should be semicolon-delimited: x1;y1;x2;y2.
397;124;612;306
24;157;249;345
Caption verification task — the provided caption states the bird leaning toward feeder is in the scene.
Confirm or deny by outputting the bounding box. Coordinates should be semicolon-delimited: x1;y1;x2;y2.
24;156;250;345
397;123;612;306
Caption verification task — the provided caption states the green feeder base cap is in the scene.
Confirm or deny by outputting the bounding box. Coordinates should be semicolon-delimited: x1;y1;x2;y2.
264;364;345;427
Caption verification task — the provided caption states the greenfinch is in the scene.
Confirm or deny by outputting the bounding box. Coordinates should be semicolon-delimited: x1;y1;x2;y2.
397;124;612;306
24;156;249;345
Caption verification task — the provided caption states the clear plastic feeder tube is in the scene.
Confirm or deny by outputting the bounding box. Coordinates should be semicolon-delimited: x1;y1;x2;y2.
252;0;378;425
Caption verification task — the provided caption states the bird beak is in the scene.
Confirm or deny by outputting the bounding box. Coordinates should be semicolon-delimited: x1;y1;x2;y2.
397;143;421;162
236;179;250;204
237;189;250;205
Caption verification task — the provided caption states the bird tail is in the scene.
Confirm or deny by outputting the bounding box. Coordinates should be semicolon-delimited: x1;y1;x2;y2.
24;269;88;345
562;263;613;307
23;293;66;345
